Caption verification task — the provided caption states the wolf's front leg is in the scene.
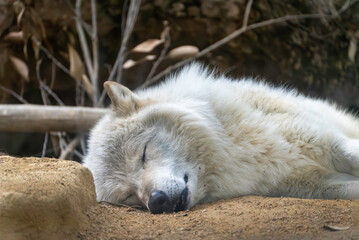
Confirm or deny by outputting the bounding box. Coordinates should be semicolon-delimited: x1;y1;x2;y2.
276;167;359;199
321;172;359;199
332;138;359;177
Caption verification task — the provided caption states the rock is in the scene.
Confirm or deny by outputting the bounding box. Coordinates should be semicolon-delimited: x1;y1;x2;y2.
0;156;96;240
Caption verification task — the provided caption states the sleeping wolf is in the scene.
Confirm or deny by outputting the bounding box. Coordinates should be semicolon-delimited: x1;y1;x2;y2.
83;63;359;214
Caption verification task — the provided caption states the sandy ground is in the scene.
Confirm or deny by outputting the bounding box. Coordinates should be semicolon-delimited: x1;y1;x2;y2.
2;156;358;239
78;196;359;240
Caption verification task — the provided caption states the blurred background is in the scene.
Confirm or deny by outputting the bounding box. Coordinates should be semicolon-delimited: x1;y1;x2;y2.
0;0;358;161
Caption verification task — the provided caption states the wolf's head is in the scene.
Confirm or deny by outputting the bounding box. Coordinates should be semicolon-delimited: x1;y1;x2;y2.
84;81;213;214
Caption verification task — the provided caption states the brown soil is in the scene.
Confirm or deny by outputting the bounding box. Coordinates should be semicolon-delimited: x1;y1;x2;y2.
2;156;358;239
79;196;359;240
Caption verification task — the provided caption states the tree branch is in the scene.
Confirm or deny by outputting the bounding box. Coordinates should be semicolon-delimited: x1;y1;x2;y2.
97;0;141;106
41;132;49;158
75;0;94;80
59;135;81;160
33;38;72;78
145;21;171;82
114;0;141;83
242;0;253;29
91;0;99;104
0;105;108;132
40;82;65;106
36;59;50;105
0;84;28;104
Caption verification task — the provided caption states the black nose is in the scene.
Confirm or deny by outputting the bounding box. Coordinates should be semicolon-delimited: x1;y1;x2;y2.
148;190;171;214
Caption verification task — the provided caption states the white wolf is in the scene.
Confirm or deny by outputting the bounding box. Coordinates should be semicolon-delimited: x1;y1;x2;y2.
83;63;359;214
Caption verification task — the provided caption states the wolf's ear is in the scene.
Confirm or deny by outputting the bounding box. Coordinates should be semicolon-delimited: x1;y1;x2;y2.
104;81;140;116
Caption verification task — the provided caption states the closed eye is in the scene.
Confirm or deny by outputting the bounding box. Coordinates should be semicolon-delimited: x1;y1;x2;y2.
123;194;133;202
141;145;147;164
122;194;141;206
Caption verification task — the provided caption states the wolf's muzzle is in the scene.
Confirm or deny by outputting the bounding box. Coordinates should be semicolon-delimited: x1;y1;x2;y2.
148;188;189;214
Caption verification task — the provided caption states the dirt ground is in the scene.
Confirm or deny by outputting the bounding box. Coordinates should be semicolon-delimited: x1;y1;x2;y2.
3;155;358;239
79;196;359;240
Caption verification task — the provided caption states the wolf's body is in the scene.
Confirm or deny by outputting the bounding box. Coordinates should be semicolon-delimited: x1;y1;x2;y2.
83;64;359;214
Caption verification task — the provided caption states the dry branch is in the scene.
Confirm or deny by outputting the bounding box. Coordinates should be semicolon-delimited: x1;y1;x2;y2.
0;105;108;133
91;0;99;103
114;0;141;84
0;85;28;104
59;135;81;159
75;0;93;78
145;21;171;82
32;38;72;78
97;0;141;106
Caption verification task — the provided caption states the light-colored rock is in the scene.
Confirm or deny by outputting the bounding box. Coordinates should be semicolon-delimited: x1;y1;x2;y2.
0;156;96;240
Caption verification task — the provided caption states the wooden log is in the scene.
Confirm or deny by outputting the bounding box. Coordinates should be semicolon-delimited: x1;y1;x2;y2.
0;104;109;133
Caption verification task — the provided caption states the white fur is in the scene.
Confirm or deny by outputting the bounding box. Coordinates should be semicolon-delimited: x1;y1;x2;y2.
83;63;359;212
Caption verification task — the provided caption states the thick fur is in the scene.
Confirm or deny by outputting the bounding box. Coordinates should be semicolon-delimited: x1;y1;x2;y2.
83;63;359;213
